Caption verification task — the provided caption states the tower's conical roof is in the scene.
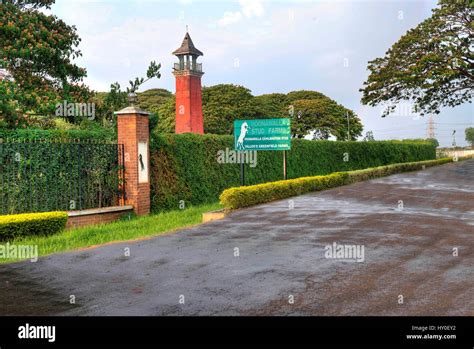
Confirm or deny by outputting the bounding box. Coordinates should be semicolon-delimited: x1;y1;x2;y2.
172;32;203;56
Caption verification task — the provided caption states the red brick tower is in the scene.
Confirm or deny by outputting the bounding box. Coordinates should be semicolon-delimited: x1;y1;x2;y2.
172;31;204;134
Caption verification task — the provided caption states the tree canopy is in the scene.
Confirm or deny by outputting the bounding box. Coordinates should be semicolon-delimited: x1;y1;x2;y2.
360;0;473;117
290;98;362;140
255;90;362;140
141;84;363;139
0;0;92;128
466;127;474;146
202;84;261;134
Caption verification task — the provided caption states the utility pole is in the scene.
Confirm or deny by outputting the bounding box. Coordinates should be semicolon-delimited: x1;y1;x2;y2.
452;130;456;147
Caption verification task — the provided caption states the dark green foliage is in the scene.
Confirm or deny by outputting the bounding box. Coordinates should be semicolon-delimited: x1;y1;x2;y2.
137;88;173;114
0;128;115;142
150;133;436;211
465;128;474;147
360;0;473;116
202;84;260;134
0;129;120;214
253;93;287;119
93;83;128;127
0;211;68;241
153;95;176;134
426;138;439;148
0;0;92;127
286;90;328;103
290;99;362;140
148;113;159;132
132;86;364;138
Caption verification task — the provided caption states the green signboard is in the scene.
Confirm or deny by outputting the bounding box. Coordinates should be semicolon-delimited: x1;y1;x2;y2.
234;118;291;151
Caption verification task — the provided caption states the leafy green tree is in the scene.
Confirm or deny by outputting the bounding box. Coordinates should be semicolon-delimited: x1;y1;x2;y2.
93;83;128;127
466;127;474;146
154;96;175;134
202;84;260;134
286;90;328;103
254;93;287;118
426;138;440;148
363;131;375;141
126;61;161;93
94;62;163;128
0;0;92;128
290;99;362;140
137;88;173;114
146;85;363;137
360;0;473;116
253;90;363;139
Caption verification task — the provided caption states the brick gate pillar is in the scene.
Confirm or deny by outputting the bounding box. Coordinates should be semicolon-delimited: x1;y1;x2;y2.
115;105;150;216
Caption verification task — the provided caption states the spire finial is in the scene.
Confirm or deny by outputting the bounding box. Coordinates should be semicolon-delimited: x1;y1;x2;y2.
186;25;188;33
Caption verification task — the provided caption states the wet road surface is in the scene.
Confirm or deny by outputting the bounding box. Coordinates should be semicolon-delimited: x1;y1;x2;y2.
0;160;473;315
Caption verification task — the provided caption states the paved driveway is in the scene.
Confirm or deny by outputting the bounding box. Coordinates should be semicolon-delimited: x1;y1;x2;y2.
1;160;473;316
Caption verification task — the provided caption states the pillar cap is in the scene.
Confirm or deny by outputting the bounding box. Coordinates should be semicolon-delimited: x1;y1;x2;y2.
114;106;150;116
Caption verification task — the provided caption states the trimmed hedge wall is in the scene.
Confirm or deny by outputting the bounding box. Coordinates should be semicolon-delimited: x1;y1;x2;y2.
220;158;453;210
0;129;121;215
0;129;115;142
0;211;68;241
150;134;436;211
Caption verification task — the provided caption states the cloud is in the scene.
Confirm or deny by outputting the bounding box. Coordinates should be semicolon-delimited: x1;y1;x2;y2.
48;0;471;146
239;0;264;18
218;11;243;27
217;0;265;27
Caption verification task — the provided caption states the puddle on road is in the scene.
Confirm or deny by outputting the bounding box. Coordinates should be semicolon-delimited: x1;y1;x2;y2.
0;267;74;315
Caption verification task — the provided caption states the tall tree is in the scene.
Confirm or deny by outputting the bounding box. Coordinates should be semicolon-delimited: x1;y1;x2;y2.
0;0;92;127
360;0;473;117
290;98;362;140
154;95;175;134
94;62;162;128
254;93;287;119
466;127;474;146
202;84;260;134
152;86;363;137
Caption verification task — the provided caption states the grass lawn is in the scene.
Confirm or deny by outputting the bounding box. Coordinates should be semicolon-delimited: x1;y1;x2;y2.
0;202;222;264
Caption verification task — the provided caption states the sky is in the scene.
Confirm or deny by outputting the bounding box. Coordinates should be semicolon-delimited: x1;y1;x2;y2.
48;0;473;147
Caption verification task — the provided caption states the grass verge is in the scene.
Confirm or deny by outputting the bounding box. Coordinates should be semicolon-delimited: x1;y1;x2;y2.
0;202;221;264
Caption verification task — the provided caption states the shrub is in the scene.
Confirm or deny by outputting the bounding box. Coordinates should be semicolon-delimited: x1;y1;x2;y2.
220;158;453;210
0;211;68;241
150;133;436;211
220;172;348;209
1;139;122;214
0;128;115;142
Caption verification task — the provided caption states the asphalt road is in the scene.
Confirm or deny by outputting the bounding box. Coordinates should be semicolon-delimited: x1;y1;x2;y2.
1;160;473;316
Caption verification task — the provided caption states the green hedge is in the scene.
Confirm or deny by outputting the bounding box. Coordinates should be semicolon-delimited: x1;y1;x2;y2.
0;129;115;142
220;158;453;210
0;211;68;241
1;129;121;214
150;133;436;211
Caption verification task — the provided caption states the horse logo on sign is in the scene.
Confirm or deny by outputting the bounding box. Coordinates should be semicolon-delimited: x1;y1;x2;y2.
236;122;249;150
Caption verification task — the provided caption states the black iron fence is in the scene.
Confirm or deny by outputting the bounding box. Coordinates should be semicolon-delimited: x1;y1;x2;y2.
0;139;125;215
